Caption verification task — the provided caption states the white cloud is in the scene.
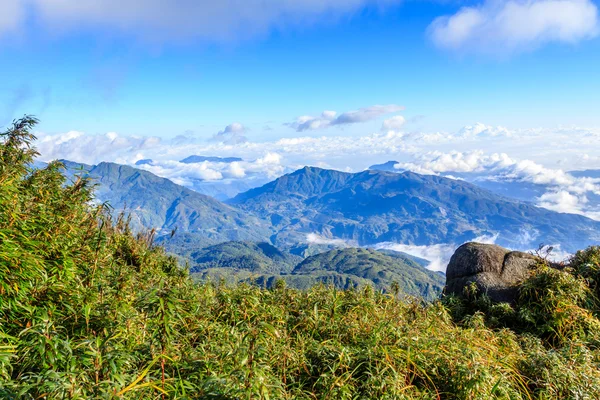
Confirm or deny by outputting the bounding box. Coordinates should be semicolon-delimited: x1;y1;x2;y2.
37;130;162;165
135;153;286;189
457;123;512;138
375;233;502;272
472;233;500;244
381;115;406;131
398;149;600;220
537;190;587;214
255;152;281;166
374;242;458;272
1;0;401;43
213;123;248;144
140;160;225;184
287;105;404;132
228;162;246;178
306;233;357;247
398;150;577;186
429;0;599;55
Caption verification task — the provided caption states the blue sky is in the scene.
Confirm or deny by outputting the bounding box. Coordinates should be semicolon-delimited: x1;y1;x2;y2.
1;0;599;140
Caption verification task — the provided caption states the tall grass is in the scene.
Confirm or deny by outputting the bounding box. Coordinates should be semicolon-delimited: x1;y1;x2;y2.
1;116;600;399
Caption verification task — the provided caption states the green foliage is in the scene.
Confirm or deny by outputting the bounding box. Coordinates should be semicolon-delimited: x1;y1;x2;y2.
3;116;600;398
570;245;600;297
290;248;445;300
190;241;302;274
189;246;443;301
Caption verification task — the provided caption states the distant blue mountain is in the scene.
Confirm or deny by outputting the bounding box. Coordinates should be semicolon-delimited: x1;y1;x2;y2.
180;155;243;164
56;160;270;245
231;166;600;253
570;169;600;179
135;159;153;166
369;162;600;208
368;160;399;172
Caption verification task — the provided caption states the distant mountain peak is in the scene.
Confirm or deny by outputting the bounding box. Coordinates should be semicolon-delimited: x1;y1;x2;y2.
230;166;353;204
180;155;243;164
290;165;347;175
231;166;600;253
368;160;401;172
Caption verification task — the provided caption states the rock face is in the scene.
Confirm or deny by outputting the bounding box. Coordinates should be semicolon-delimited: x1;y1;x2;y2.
445;242;539;302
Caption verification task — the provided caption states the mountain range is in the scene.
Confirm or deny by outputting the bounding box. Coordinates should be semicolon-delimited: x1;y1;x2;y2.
230;166;600;253
369;161;600;211
53;160;600;273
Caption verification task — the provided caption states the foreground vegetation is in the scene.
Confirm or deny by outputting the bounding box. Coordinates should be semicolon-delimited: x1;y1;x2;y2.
2;117;600;399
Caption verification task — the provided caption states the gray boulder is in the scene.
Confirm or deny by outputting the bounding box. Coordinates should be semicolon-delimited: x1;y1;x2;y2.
445;242;540;302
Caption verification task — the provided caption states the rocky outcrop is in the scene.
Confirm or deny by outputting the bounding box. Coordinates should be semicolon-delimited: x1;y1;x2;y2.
445;242;540;303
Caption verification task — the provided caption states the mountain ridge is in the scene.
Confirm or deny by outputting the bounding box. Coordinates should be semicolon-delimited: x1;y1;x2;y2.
54;160;600;262
63;161;271;245
231;166;600;253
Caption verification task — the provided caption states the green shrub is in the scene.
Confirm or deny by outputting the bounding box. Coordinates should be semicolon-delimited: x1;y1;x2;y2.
2;116;600;398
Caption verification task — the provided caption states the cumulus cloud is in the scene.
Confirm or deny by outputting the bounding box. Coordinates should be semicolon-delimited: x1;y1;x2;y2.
139;160;225;185
398;150;576;186
398;149;600;220
387;123;525;145
457;123;512;138
132;155;285;194
381;115;406;131
537;190;587;214
34;123;415;169
213;123;248;144
1;0;401;43
429;0;599;55
36;130;163;165
287;105;404;132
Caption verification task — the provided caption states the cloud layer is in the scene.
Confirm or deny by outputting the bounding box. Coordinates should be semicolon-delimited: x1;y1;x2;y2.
33;118;600;220
429;0;599;54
